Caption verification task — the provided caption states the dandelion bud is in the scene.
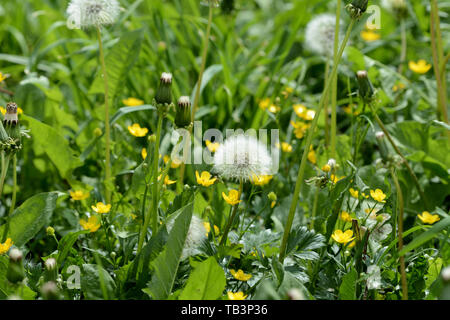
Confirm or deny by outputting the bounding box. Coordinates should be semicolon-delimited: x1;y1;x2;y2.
44;258;58;282
148;134;157;143
46;226;55;237
327;158;337;169
41;281;60;300
155;72;173;105
268;192;277;202
175;96;192;128
7;248;25;284
375;131;389;162
347;0;369;19
93;127;102;137
356;71;375;103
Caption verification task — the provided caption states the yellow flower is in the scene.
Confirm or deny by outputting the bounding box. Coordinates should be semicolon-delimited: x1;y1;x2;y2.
361;192;369;199
304;109;316;121
158;174;177;185
417;211;440;224
280;142;293;153
0;238;13;255
322;164;331;172
230;269;252;281
141;148;147;160
268;104;281;113
361;30;381;41
0;106;23;115
79;216;101;233
204;222;219;236
69;190;90;201
91;202;111;214
348;241;356;249
340;211;353;223
251;174;273;186
163;155;180;168
205;140;220;153
307;146;316;164
370;189;387;203
122;97;144;106
342;104;360;116
258;98;271;110
393;83;406;92
196;171;217;187
409;59;432;74
290;121;310;139
128;123;148;137
349;188;359;198
0;72;7;83
332;229;355;244
222;189;241;206
293;104;307;118
227;291;247;300
271;200;276;208
282;87;294;98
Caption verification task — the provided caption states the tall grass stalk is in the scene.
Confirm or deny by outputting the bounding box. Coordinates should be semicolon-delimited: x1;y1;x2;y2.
96;26;112;204
279;18;356;263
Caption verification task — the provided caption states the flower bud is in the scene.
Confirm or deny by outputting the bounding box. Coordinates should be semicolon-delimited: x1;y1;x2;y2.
155;72;173;105
268;192;277;202
7;248;25;284
175;96;192;128
347;0;369;19
356;70;375;103
375;131;389;162
148;134;157;143
41;281;60;300
44;258;58;282
46;226;55;237
93;127;103;137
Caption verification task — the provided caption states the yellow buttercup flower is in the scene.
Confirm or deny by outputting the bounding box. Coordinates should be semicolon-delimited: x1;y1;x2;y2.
128;123;148;137
290;121;310;139
141;148;147;160
158;174;177;185
227;291;247;300
340;211;353;223
307;146;316;164
122;97;144;106
348;241;356;249
370;189;387;203
332;229;355;244
282;87;294;98
322;164;331;172
409;59;432;74
0;238;13;255
69;190;90;201
361;30;381;41
268;104;281;113
79;216;101;233
293;104;307;118
206;140;220;153
258;98;271;110
251;174;273;186
330;174;345;184
203;222;219;236
342;104;360;116
349;188;359;198
361;192;369;199
196;171;217;187
281;142;293;153
91;202;111;214
304;109;316;121
417;211;440;224
163;155;180;168
0;72;7;83
393;83;406;92
222;189;241;206
230;269;252;281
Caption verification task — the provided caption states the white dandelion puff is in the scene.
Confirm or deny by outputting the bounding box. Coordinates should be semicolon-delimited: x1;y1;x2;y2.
381;0;407;13
304;14;343;58
167;215;206;260
213;134;273;181
366;265;382;290
67;0;120;29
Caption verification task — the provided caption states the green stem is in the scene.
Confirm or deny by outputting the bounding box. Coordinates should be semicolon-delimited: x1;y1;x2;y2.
1;155;16;242
368;104;430;210
398;18;407;75
97;26;112;204
390;167;408;300
151;116;163;232
279;19;356;263
0;153;10;200
330;0;341;158
323;59;331;147
219;180;243;246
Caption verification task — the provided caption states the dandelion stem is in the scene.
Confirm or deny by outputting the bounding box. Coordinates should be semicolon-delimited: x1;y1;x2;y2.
1;155;17;243
220;180;243;246
323;59;331;147
398;18;407;75
0;153;10;200
151;115;163;233
390;167;408;300
279;19;356;263
330;0;341;158
96;26;112;204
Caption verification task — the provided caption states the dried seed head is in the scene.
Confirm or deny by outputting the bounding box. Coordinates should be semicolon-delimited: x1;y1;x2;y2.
4;102;18;126
67;0;120;29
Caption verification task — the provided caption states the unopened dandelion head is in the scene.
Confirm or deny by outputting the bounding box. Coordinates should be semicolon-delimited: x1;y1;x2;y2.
305;14;342;58
67;0;120;29
213;134;273;182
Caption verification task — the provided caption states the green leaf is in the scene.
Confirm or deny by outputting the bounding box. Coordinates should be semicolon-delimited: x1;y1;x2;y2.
0;192;59;247
179;257;226;300
89;29;144;104
22;115;82;180
57;230;90;266
146;202;194;299
81;264;116;300
339;268;358;300
286;226;325;258
399;216;450;257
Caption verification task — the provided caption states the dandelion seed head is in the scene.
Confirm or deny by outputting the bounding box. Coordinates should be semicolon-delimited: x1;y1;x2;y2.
213;134;273;181
381;0;407;13
366;265;382;290
67;0;120;29
305;14;342;58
